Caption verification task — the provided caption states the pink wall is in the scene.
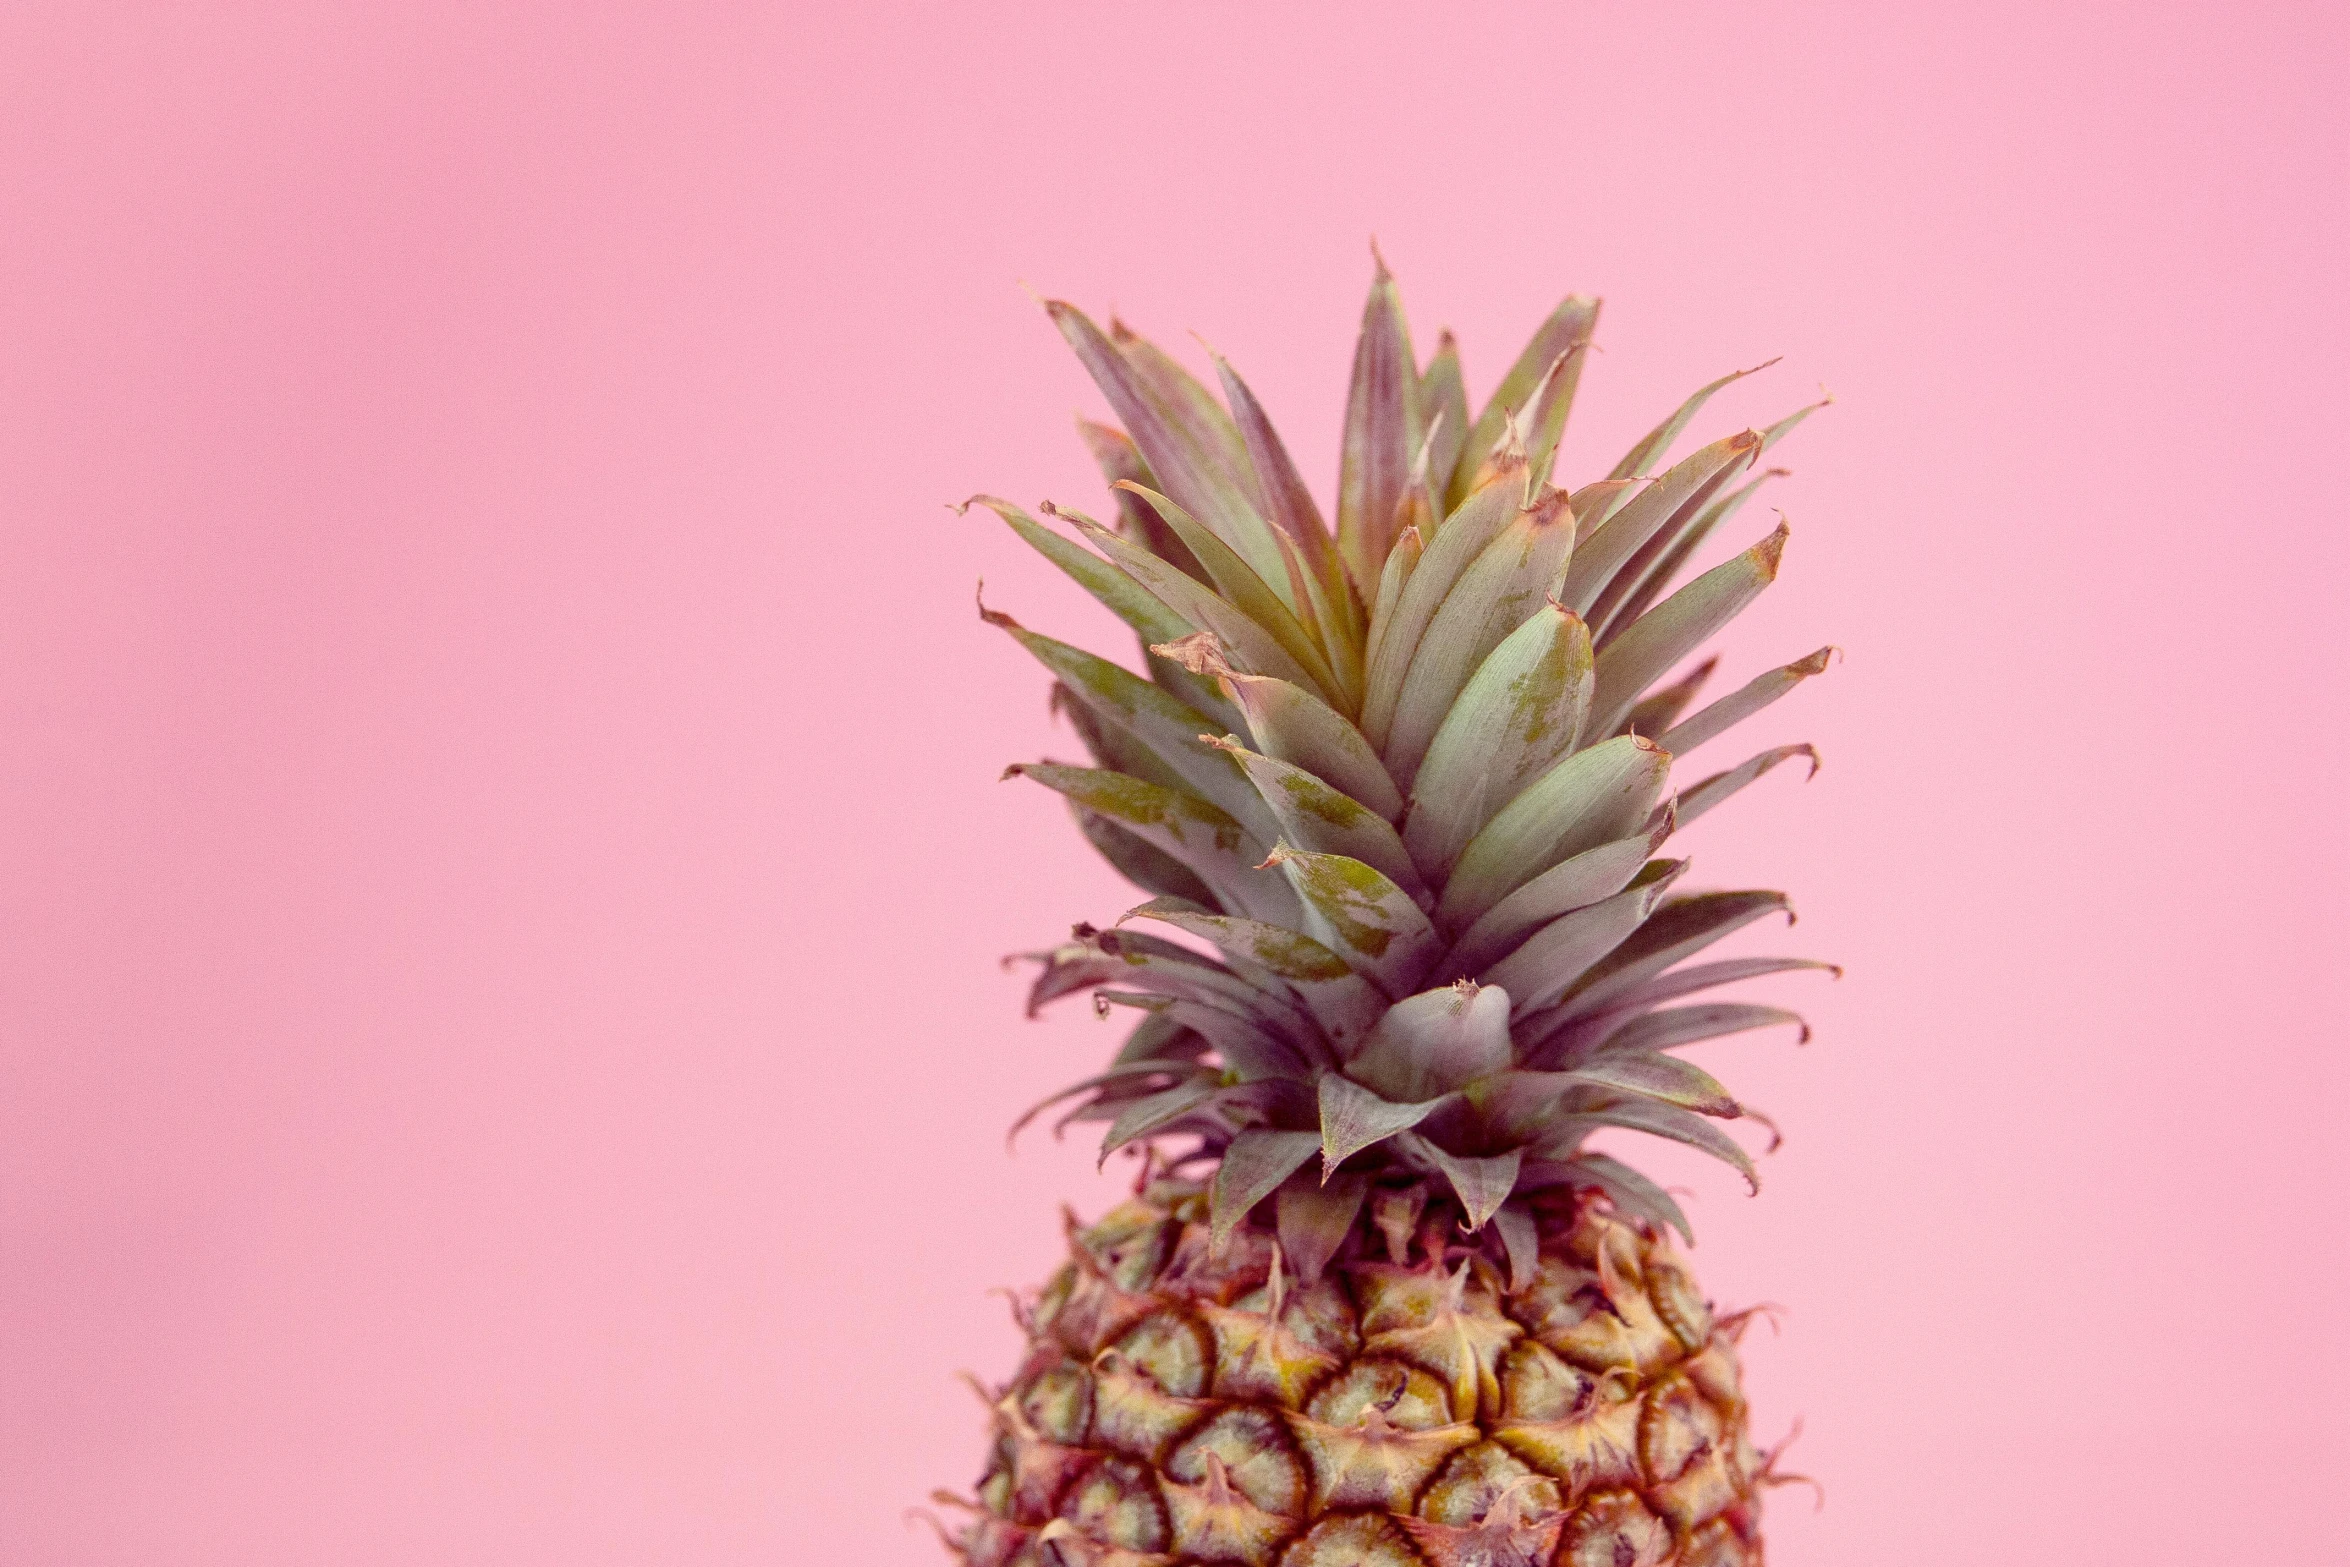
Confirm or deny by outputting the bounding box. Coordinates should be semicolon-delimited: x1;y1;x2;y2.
3;4;2343;1562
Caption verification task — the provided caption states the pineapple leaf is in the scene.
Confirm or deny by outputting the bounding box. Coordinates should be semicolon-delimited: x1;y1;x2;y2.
1071;806;1219;909
1381;489;1578;794
1010;1060;1195;1146
1218;667;1406;822
1449;293;1601;510
1085;930;1316;1046
1212;1129;1323;1245
1592;464;1789;645
1108;320;1260;512
1007;764;1290;925
1358;468;1525;751
1076;417;1208;582
1596;956;1841;1017
1401;602;1594;881
1206;347;1361;671
1549;1052;1741;1117
1336;255;1423;601
1437;735;1673;932
1357;522;1421;710
1598;1003;1810;1055
1552;1100;1759;1193
1344;981;1515;1102
1618;657;1718;742
1123;897;1385;1055
1567;478;1644;542
1556;1153;1693;1245
1491;1202;1540;1291
1114;1010;1208;1067
1054;681;1195;796
1674;744;1820;827
1277;1168;1369;1286
1209;737;1426;902
1052;506;1322;696
965;496;1191;647
1563;431;1761;621
1756;391;1833;456
1117;482;1347;707
1103;995;1312;1085
1585;522;1789;742
1396;1134;1521;1231
963;494;1236;724
1658;648;1835;758
985;609;1282;846
1482;871;1681;1017
1417;331;1469;499
1098;1077;1225;1161
1266;846;1442;998
1607;359;1782;484
1515;342;1593;496
1318;1074;1449;1171
1045;300;1294;598
1438;825;1665;981
1553;891;1797;1021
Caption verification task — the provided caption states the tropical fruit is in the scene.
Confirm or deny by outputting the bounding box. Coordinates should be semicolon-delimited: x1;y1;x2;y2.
943;255;1831;1565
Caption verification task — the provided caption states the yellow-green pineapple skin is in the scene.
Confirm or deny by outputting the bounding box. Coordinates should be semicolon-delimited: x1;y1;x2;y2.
951;1182;1770;1567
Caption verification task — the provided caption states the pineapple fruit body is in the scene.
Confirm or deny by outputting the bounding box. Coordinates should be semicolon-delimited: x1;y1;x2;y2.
961;1182;1766;1567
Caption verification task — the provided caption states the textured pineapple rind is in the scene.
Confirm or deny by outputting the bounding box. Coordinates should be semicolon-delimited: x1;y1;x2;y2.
952;1180;1769;1567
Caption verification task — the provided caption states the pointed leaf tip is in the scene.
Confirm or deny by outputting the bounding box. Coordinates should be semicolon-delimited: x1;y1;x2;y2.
1318;1074;1444;1174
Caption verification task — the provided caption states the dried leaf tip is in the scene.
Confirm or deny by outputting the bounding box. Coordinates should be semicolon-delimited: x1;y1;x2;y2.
1185;327;1230;367
1148;629;1232;677
1368;234;1392;280
973;580;1020;630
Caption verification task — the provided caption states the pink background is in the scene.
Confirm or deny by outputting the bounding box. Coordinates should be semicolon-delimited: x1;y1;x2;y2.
4;4;2344;1562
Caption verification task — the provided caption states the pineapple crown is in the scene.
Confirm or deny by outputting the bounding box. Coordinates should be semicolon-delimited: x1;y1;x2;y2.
966;255;1835;1286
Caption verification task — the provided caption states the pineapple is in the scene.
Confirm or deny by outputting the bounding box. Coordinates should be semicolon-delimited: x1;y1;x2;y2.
944;255;1833;1566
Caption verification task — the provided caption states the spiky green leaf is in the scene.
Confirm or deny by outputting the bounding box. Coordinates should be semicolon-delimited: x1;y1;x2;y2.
1213;1129;1323;1244
1359;468;1526;750
1449;294;1600;509
1401;603;1594;880
1675;744;1819;827
1396;1134;1522;1231
1213;737;1426;902
1123;896;1386;1053
1600;1003;1809;1055
1438;735;1673;931
1439;825;1664;980
1318;1074;1449;1171
1585;523;1789;741
1417;332;1469;498
1345;981;1514;1102
1563;431;1761;620
1278;1168;1369;1285
1483;872;1677;1016
1267;846;1442;998
1336;257;1423;599
1119;482;1346;706
1220;668;1406;822
1382;490;1578;792
1554;891;1797;1019
1659;648;1834;757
